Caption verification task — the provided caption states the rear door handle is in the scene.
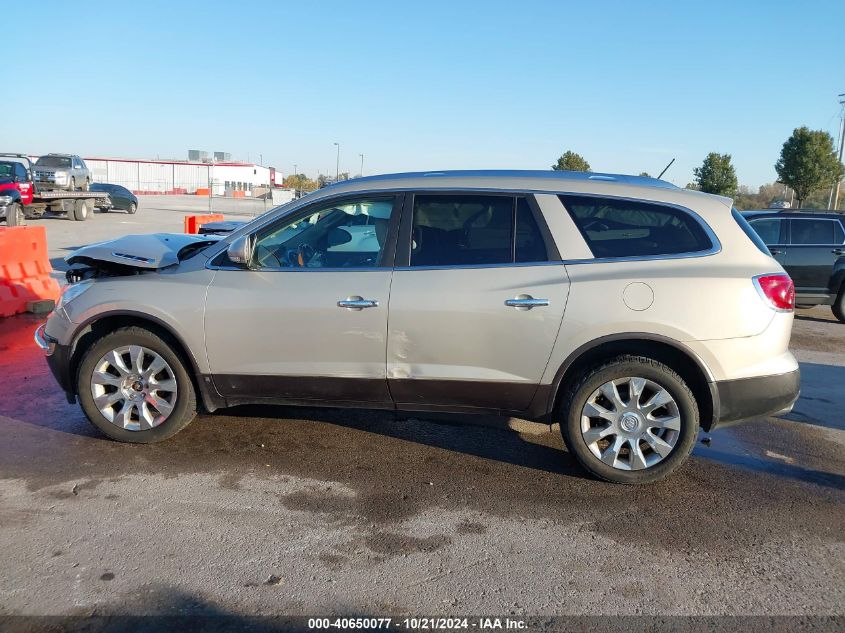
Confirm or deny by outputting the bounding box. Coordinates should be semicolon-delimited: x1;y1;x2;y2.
832;248;845;256
769;248;784;255
505;295;549;310
337;296;379;310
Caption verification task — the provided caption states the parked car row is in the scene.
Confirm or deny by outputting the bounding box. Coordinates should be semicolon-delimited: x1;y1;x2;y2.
36;170;800;484
742;209;845;322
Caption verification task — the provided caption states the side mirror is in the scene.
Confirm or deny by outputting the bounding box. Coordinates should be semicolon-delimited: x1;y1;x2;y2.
227;235;253;267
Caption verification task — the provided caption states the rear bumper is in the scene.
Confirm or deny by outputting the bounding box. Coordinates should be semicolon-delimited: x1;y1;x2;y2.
712;368;800;427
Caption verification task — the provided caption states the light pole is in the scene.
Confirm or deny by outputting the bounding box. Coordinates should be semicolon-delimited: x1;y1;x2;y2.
333;142;340;182
830;93;845;210
359;153;364;177
293;164;298;197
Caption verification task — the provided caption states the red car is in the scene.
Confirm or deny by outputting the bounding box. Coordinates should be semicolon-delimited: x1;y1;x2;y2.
0;154;35;226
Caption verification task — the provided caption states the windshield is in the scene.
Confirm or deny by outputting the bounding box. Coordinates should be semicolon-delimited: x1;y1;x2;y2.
35;156;72;168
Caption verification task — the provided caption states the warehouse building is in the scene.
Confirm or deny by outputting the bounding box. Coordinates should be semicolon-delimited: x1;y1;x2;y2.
83;157;282;196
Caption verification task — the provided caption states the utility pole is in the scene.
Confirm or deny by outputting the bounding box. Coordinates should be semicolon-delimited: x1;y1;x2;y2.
830;93;845;210
293;164;298;198
359;153;364;177
333;142;340;182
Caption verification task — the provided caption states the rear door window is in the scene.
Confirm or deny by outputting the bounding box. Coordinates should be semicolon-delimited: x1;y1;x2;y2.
789;219;841;245
559;195;713;258
515;197;549;262
408;194;551;267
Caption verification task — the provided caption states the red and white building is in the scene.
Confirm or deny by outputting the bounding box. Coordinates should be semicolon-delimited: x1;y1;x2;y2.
83;157;282;196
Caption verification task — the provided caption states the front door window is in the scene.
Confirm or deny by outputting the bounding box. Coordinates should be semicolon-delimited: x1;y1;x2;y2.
252;197;396;269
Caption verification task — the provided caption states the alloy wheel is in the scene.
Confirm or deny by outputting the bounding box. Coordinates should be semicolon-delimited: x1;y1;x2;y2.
580;376;681;471
90;345;178;431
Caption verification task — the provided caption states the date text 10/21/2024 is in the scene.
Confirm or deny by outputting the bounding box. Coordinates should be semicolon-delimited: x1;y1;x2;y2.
307;618;528;630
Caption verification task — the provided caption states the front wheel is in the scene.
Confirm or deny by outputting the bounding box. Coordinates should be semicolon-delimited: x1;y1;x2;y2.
832;287;845;323
5;202;25;226
128;202;137;214
76;327;197;443
560;355;699;484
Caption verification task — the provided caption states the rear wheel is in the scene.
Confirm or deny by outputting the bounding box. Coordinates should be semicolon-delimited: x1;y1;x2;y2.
76;327;197;443
81;178;90;192
72;198;90;221
560;355;699;484
832;287;845;323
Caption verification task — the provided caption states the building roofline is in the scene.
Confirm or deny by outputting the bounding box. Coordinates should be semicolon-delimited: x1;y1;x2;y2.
81;156;264;168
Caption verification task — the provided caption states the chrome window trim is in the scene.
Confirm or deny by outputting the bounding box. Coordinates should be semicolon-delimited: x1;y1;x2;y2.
393;261;565;272
205;185;722;269
209;265;394;273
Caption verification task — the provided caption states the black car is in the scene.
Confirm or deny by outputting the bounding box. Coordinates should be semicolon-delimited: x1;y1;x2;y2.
742;209;845;322
89;183;138;214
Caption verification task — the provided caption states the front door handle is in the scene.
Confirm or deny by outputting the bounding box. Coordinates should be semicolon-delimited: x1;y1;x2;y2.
832;248;845;256
505;295;549;311
337;296;379;310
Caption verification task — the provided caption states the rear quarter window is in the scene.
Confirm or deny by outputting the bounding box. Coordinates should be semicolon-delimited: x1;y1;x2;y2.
559;195;713;258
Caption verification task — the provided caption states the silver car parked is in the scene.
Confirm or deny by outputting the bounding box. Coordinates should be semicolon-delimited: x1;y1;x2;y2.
36;171;800;483
33;153;91;191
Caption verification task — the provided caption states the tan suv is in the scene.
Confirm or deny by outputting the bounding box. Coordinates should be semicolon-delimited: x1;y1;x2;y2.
35;171;800;483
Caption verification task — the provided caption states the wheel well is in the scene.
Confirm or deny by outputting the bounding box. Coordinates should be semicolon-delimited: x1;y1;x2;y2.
70;315;202;401
551;338;715;430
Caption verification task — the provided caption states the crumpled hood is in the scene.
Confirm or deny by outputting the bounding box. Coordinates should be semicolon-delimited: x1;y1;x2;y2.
66;233;221;269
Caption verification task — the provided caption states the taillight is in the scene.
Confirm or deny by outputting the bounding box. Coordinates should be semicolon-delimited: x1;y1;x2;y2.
753;273;795;312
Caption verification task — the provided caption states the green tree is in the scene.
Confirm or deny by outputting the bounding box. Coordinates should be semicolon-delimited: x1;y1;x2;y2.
775;126;844;208
693;152;738;196
552;151;591;172
638;171;651;177
282;173;318;193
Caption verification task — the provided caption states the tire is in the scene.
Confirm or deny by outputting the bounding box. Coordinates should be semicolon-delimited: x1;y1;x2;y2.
128;202;137;214
5;202;24;226
559;355;699;484
72;198;90;221
76;327;197;443
81;178;90;192
70;177;76;192
832;287;845;323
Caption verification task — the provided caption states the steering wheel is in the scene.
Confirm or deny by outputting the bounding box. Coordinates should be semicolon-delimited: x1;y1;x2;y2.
287;243;315;267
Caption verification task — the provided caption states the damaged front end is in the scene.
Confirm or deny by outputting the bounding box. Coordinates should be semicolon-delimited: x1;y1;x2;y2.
64;232;222;282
